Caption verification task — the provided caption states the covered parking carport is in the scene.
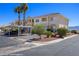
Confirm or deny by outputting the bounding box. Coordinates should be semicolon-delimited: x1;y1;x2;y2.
3;25;32;36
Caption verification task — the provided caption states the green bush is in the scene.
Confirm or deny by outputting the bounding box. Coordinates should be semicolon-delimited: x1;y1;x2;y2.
46;31;52;38
71;30;77;34
4;29;7;32
47;28;51;31
31;24;45;36
32;29;36;34
43;30;47;34
43;30;52;38
57;28;68;38
3;28;9;32
47;28;54;32
12;27;18;31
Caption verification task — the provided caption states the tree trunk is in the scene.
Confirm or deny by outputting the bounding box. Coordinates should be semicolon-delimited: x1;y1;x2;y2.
23;11;26;26
18;13;21;35
18;13;20;25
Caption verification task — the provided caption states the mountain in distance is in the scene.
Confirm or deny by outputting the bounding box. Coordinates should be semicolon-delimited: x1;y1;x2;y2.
69;26;79;30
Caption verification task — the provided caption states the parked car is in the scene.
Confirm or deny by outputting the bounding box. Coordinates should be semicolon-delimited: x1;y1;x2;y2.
4;30;18;36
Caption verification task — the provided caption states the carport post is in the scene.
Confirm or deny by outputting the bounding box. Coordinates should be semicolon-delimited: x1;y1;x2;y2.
30;27;32;34
18;26;21;37
8;27;11;37
18;26;19;37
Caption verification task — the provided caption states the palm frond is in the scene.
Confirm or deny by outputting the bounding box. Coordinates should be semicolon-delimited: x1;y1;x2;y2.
20;3;28;12
14;6;21;13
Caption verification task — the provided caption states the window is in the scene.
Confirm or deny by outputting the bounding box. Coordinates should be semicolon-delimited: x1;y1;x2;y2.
50;17;53;21
42;18;47;21
36;19;39;22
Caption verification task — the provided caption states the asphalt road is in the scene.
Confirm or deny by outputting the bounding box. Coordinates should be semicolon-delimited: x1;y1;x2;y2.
8;35;79;56
0;36;24;48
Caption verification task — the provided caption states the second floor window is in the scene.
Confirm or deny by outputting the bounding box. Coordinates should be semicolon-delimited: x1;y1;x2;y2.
36;19;39;22
42;18;47;22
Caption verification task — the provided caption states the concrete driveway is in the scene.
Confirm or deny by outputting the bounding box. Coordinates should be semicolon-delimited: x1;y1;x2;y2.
8;35;79;56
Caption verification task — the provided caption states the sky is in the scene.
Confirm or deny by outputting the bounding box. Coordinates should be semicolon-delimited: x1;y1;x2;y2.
0;3;79;26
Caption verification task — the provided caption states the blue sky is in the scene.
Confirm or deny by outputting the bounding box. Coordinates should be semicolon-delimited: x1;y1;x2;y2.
0;3;79;26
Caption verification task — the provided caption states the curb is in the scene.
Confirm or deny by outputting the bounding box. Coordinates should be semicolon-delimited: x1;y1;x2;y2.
41;34;78;45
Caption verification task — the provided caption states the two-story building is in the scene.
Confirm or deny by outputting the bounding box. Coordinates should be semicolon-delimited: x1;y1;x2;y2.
10;13;68;33
27;13;69;31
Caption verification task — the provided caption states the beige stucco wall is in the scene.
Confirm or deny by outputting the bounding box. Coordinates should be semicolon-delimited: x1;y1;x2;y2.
27;13;68;29
49;14;68;25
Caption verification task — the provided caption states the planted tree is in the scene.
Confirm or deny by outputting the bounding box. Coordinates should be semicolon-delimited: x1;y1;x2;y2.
15;6;21;25
20;3;28;26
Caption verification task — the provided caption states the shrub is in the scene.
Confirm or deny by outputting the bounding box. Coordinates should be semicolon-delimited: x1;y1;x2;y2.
4;29;7;32
57;28;68;38
31;24;45;38
43;30;52;38
43;30;47;34
47;28;51;31
47;28;54;32
46;31;52;38
31;29;36;34
71;30;77;34
12;27;18;31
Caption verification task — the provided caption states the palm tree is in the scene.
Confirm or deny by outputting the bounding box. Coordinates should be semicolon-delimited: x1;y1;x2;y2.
15;6;21;25
20;3;28;26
